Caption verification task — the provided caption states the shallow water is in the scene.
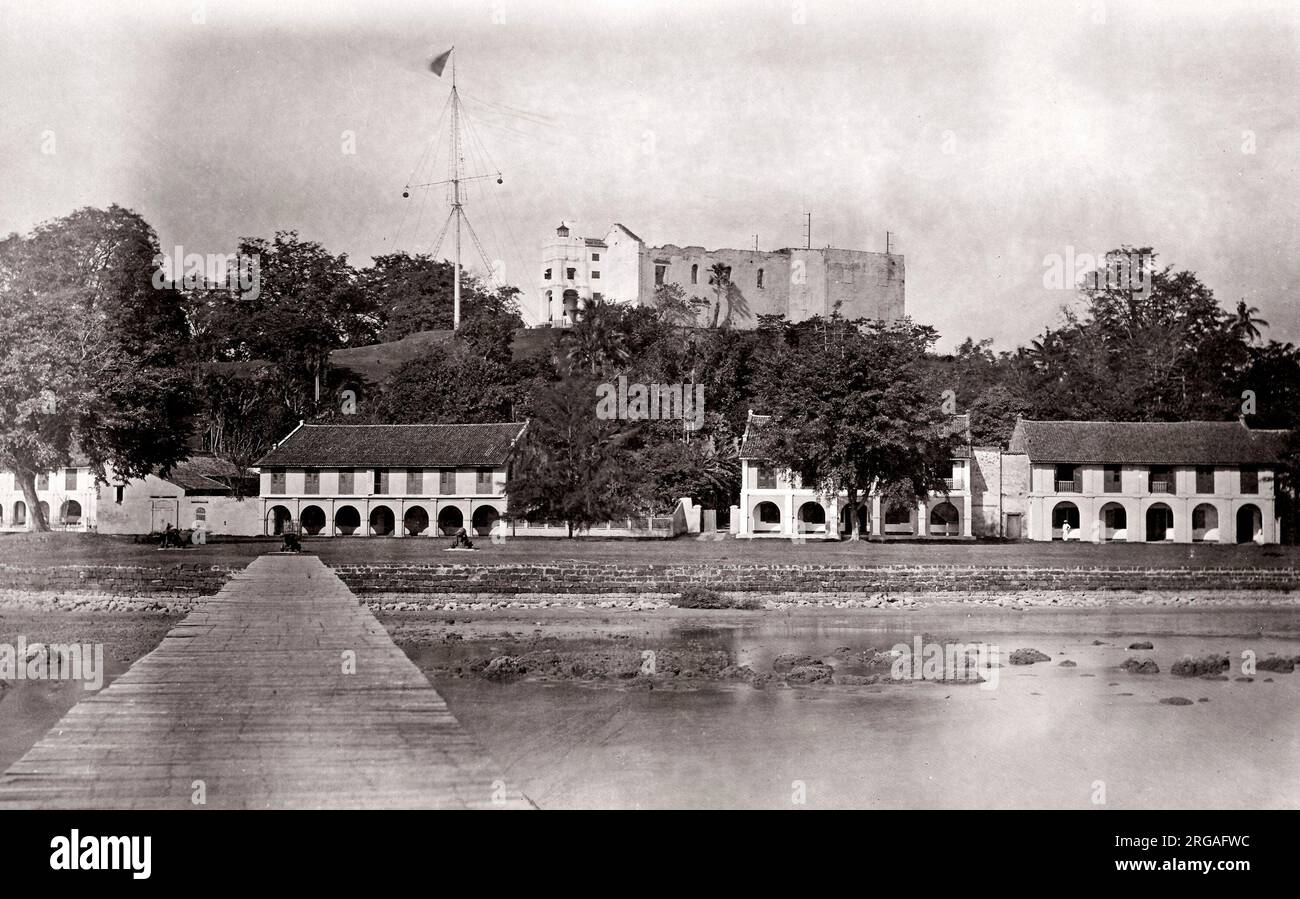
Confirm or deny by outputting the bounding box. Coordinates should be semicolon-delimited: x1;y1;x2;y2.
428;607;1300;809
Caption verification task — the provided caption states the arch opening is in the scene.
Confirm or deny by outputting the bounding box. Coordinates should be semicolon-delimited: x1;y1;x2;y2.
1236;504;1262;544
404;505;430;537
1051;501;1080;540
753;501;781;533
437;506;464;535
334;505;361;536
797;501;827;533
1145;503;1174;542
1192;503;1219;542
369;505;395;537
300;505;326;537
60;499;82;526
268;505;293;536
472;505;500;536
929;501;959;537
1099;502;1127;542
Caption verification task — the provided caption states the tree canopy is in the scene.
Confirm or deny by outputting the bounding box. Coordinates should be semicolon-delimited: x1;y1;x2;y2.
0;206;195;528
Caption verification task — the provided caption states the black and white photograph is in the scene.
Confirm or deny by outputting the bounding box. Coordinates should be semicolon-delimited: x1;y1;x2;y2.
0;0;1295;881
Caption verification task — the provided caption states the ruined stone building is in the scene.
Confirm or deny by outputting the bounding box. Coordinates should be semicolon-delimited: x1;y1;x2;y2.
538;222;905;327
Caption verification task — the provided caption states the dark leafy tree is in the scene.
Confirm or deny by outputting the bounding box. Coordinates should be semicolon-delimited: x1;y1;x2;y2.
200;231;377;411
968;384;1030;447
196;365;297;497
506;375;643;536
0;206;195;529
651;282;709;327
361;251;523;342
1014;249;1247;422
754;315;958;540
372;345;514;424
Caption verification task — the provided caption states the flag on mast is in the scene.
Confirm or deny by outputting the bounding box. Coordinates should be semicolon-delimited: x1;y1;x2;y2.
430;48;452;77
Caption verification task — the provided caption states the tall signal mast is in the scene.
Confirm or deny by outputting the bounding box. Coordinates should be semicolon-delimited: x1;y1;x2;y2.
401;47;503;330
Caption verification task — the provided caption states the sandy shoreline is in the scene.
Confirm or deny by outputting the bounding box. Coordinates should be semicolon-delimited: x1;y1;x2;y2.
0;589;195;614
5;586;1299;617
360;588;1300;613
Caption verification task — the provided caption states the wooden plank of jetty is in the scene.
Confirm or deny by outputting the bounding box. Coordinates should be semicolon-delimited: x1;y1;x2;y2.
0;554;529;809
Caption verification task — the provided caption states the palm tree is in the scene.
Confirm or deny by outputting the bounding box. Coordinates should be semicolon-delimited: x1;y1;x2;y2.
707;263;731;328
563;297;629;375
1231;299;1268;343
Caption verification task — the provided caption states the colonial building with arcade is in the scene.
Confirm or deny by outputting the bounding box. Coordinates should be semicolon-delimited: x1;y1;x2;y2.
1008;419;1287;544
254;421;526;538
735;414;1287;545
737;411;976;539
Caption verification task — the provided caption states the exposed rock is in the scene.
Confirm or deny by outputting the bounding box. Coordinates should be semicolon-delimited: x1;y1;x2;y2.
1058;660;1078;667
1197;697;1210;702
670;587;760;610
785;664;834;685
1128;641;1154;650
773;652;824;672
1257;656;1295;673
1159;697;1194;706
1171;655;1229;677
480;656;527;680
1091;640;1108;645
1234;676;1254;683
1120;657;1159;674
1009;648;1051;665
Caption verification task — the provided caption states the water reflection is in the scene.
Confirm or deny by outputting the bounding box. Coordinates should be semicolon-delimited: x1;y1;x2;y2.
420;607;1300;809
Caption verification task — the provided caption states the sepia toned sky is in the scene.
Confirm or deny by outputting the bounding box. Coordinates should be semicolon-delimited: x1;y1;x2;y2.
1;0;1297;346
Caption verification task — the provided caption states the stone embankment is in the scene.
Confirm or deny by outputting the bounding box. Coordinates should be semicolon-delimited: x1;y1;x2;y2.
331;561;1300;594
3;560;1297;612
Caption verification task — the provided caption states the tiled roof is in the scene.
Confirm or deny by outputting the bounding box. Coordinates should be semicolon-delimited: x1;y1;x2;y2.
583;238;607;248
1008;420;1290;466
740;411;971;459
159;456;254;494
739;412;773;460
256;423;527;468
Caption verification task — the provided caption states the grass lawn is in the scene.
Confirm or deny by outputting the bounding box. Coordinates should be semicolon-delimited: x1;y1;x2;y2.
1;530;1297;569
0;532;267;566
